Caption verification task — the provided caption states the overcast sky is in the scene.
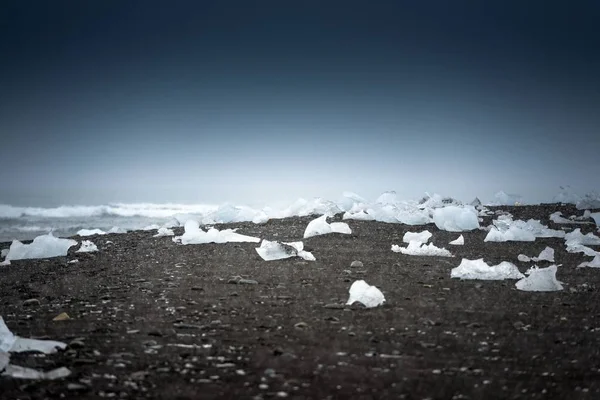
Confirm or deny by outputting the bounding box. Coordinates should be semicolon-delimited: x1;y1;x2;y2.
1;1;599;207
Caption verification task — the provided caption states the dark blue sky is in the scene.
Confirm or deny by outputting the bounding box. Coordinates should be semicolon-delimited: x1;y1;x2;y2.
1;1;599;206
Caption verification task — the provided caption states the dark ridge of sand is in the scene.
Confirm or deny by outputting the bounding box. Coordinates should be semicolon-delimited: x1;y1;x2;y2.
1;204;599;399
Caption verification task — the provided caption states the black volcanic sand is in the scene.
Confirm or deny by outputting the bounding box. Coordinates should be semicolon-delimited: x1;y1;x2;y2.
1;204;600;399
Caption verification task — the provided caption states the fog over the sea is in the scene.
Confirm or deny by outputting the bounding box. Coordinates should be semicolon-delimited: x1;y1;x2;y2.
1;1;599;207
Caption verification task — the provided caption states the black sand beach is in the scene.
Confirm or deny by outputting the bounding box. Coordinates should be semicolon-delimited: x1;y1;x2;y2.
1;204;600;399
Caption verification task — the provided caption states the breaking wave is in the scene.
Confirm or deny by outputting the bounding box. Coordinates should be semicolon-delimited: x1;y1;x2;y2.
0;203;219;219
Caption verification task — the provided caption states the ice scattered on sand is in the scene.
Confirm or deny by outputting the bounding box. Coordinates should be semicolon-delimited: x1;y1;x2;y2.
0;249;7;258
173;220;260;245
108;226;127;234
2;364;71;380
449;235;464;245
67;259;79;264
346;280;385;308
566;243;600;257
565;228;600;246
0;317;66;354
0;260;10;266
76;240;98;253
451;258;524;280
391;241;453;257
533;247;555;262
577;255;600;268
5;233;77;261
255;240;315;261
342;210;374;221
142;224;161;231
153;227;175;237
485;215;564;242
433;206;480;232
485;226;536;242
519;247;555;262
303;215;351;238
515;265;563;292
576;255;600;268
403;230;432;244
550;211;593;225
76;228;106;236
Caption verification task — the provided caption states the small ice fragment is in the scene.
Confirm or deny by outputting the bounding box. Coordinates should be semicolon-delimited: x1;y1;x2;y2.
5;233;77;261
2;365;71;380
304;215;351;238
577;255;600;268
448;235;464;245
433;206;480;232
518;254;531;262
391;241;453;257
76;240;98;253
346;280;385;308
532;247;554;262
153;227;175;237
515;265;563;292
76;228;106;236
403;230;432;244
255;240;315;261
451;258;524;280
0;317;66;354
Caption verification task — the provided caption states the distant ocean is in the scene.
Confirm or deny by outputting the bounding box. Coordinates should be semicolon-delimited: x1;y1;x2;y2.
0;203;218;243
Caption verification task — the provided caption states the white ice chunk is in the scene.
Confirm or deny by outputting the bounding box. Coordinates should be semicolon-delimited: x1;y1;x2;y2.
174;221;260;245
2;365;71;380
550;211;593;225
255;240;315;261
433;206;479;232
577;255;600;268
403;230;432;244
342;210;374;221
108;226;127;234
591;212;600;226
330;222;352;235
142;224;160;231
492;191;524;206
76;240;98;253
337;191;368;212
76;228;106;236
0;317;66;354
346;280;385;308
484;226;536;242
450;258;525;280
576;192;600;210
448;235;464;245
532;246;555;262
518;254;531;262
566;243;600;257
391;241;453;257
515;265;563;292
553;186;581;204
5;234;77;261
375;191;398;206
1;249;7;258
0;351;8;371
564;228;600;246
303;215;351;238
153;227;175;237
